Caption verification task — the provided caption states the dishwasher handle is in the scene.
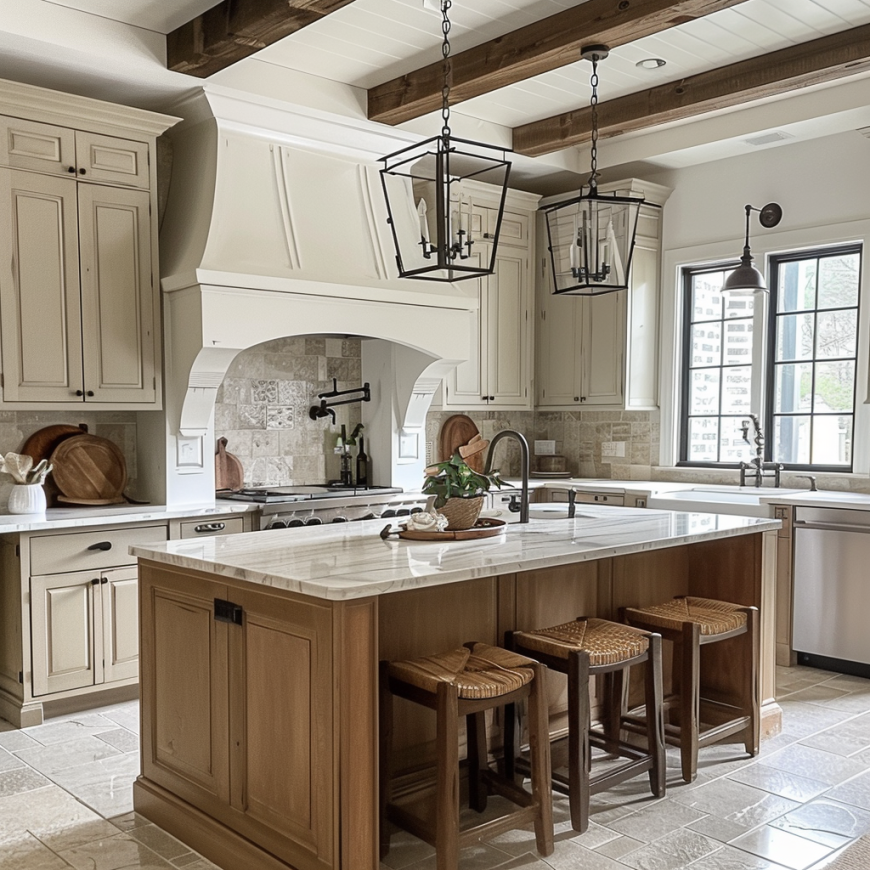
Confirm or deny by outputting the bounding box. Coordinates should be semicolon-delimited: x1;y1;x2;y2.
793;519;870;534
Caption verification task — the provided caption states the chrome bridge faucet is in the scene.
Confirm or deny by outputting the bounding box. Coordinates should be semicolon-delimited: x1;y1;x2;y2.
739;413;783;488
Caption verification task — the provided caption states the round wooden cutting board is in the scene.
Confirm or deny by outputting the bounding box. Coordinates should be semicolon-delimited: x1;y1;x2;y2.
21;424;89;506
50;434;127;504
438;414;485;472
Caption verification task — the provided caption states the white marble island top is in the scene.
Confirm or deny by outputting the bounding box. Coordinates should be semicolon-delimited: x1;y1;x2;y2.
131;506;780;601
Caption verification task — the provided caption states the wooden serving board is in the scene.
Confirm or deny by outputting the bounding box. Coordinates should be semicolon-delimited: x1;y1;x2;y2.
50;434;127;502
397;517;506;541
439;414;485;472
215;437;244;492
21;424;89;506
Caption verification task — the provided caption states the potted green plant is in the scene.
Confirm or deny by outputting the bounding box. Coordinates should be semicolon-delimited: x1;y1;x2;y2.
422;452;504;530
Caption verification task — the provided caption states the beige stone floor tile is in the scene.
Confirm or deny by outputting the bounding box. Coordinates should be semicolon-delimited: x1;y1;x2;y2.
128;825;194;861
60;832;173;870
22;714;120;746
0;729;39;751
0;784;109;847
825;771;870;812
540;841;628;869
617;827;721;870
686;844;787;869
769;798;870;849
608;799;707;843
108;811;150;833
728;764;831;803
671;778;800;831
0;831;71;869
14;736;122;777
94;727;139;754
47;750;139;795
776;702;853;739
761;744;868;787
100;704;139;735
688;814;756;845
0;746;24;772
0;766;52;798
730;825;833;870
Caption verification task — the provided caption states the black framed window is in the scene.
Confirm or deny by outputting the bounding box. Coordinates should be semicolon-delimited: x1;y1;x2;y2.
766;246;861;470
679;264;756;465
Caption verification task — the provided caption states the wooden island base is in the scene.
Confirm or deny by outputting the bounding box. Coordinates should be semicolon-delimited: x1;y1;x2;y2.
134;530;779;870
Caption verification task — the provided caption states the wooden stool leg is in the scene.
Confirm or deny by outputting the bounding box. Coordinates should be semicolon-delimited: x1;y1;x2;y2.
503;702;521;784
568;649;591;833
744;608;760;757
645;636;666;797
379;663;393;860
466;711;488;813
435;682;460;870
527;662;554;857
680;623;701;783
604;668;626;755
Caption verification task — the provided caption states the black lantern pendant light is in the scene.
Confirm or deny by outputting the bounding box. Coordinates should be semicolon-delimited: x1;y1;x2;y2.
544;46;644;296
722;202;783;294
379;0;512;282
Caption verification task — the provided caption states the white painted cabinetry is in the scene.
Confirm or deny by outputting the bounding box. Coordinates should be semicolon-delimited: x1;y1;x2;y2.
441;194;538;410
0;83;176;409
0;510;253;727
536;180;670;410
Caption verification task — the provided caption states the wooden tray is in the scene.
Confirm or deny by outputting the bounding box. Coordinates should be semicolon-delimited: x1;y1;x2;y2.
397;517;506;541
50;434;127;502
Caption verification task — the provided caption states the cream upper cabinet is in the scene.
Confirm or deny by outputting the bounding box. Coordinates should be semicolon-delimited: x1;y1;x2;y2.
536;180;670;411
0;83;173;409
79;184;155;403
441;191;538;410
0;170;83;402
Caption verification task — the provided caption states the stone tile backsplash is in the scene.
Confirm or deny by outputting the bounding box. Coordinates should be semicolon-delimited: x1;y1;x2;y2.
214;336;362;487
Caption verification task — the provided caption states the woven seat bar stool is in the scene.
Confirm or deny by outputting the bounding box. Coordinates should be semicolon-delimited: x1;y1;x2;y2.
379;642;553;870
622;596;759;783
509;618;665;834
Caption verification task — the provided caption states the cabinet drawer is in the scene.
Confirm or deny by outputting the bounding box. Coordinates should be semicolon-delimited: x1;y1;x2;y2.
573;492;625;506
179;517;245;539
30;524;168;575
75;131;149;189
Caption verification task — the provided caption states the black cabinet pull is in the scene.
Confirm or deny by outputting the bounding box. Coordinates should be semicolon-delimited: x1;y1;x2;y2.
101;577;108;584
194;523;226;533
214;598;243;626
87;541;112;551
90;578;99;585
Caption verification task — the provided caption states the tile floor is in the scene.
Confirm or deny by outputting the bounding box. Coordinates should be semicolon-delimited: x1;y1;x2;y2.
3;666;870;869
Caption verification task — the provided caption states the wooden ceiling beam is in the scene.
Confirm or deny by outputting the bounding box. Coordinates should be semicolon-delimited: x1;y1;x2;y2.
514;22;870;157
367;0;749;126
167;0;356;77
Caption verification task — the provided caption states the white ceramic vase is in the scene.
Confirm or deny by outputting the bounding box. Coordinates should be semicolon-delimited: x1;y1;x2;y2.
7;484;47;514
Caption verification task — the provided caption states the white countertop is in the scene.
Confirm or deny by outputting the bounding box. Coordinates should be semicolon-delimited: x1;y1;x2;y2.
0;501;257;534
761;490;870;510
131;507;779;601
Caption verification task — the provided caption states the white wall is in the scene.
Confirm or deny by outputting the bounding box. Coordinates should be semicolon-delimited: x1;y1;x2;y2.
647;130;870;476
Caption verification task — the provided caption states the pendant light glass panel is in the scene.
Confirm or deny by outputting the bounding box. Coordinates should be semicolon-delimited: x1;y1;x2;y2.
380;135;511;282
545;191;642;295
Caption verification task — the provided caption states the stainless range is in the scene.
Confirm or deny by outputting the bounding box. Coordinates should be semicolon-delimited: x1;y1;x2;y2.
218;485;428;530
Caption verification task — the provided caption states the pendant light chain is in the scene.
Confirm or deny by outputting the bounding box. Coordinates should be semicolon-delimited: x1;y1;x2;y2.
588;53;600;192
441;0;452;139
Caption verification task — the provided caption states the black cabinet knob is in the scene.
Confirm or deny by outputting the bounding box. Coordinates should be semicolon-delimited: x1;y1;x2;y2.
74;390;84;396
67;166;76;174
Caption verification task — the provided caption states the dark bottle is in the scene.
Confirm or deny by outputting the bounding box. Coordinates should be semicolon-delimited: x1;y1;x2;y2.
356;436;369;486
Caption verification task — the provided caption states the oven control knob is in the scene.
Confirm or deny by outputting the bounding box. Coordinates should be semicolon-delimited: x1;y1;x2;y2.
332;516;348;523
287;519;305;528
268;521;287;530
381;509;396;518
359;513;376;521
396;509;410;517
410;507;423;514
305;517;323;526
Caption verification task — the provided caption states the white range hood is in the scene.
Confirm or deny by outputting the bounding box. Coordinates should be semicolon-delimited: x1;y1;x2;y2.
152;85;481;501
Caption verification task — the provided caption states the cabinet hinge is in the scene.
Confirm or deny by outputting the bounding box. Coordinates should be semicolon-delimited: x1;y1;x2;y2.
153;377;157;390
18;671;22;684
15;543;19;557
214;598;243;626
541;310;546;321
0;373;4;388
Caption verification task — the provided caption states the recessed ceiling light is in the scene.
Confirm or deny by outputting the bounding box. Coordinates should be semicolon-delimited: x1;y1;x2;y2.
636;58;666;70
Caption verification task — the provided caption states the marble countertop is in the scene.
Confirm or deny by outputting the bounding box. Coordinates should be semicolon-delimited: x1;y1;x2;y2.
761;490;870;510
0;501;257;534
131;506;779;601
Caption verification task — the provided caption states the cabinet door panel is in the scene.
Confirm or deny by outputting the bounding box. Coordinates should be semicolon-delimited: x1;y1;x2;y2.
0;118;76;175
75;131;149;189
444;249;487;407
582;291;625;405
141;572;230;807
625;238;659;409
229;590;334;866
102;566;138;683
538;290;582;406
0;170;83;402
31;572;100;696
487;249;528;404
78;185;155;402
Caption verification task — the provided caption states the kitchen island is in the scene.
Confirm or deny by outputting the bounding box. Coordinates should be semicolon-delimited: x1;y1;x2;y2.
131;507;780;870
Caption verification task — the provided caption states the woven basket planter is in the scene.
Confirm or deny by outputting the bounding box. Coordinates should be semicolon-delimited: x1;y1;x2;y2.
438;496;484;531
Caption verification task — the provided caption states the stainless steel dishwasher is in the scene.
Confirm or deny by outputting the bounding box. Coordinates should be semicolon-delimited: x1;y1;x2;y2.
793;505;870;677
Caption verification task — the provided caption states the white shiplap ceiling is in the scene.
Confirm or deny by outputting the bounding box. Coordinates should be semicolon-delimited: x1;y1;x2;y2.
252;0;870;129
39;0;222;34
